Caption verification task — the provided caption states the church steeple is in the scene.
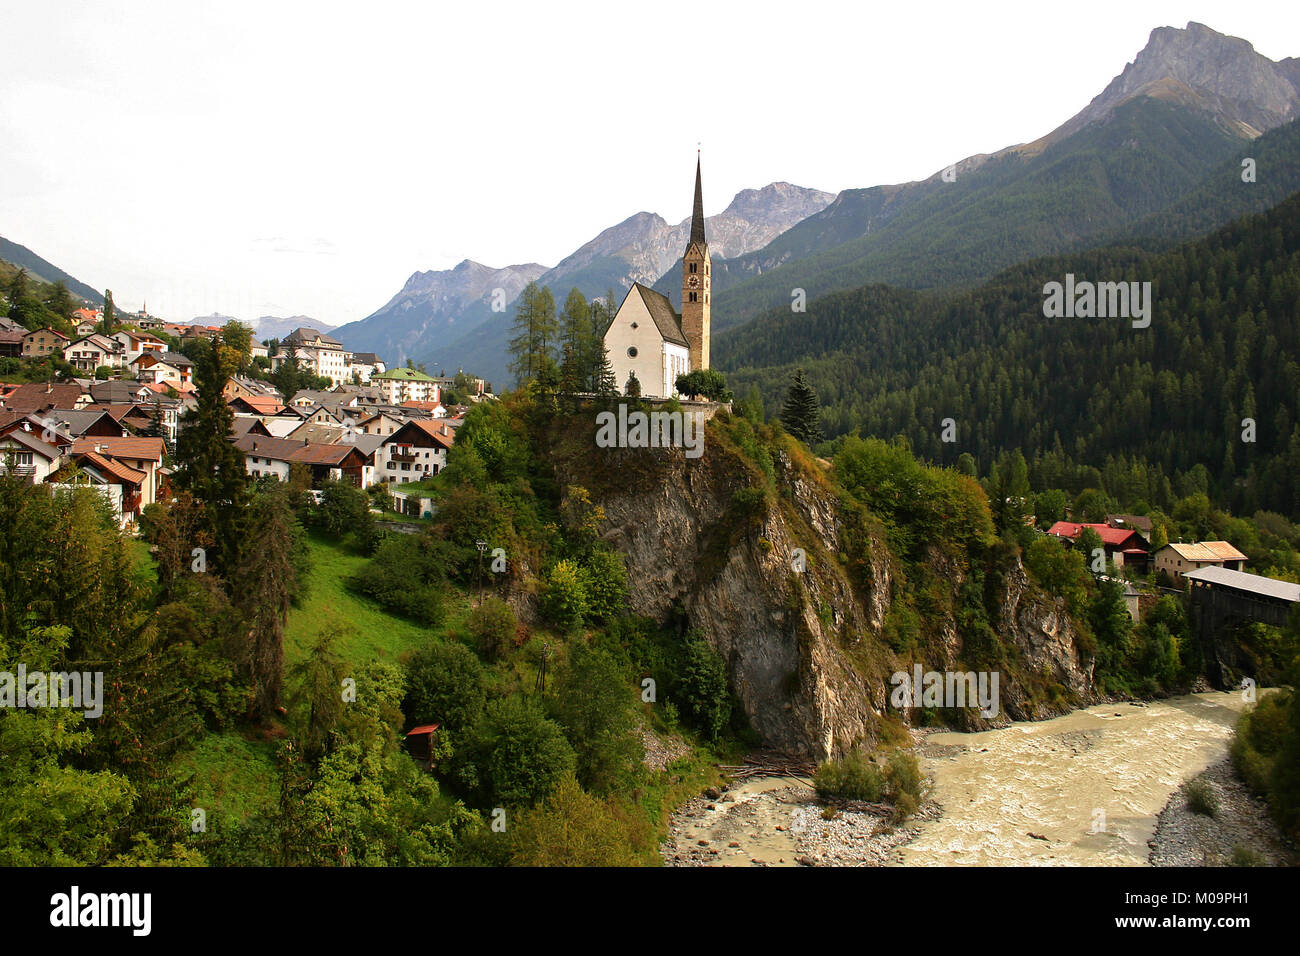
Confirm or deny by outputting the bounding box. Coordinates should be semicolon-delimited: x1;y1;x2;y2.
681;154;711;372
689;153;706;248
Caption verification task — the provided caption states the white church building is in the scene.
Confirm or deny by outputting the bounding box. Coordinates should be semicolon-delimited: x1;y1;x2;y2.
603;157;712;398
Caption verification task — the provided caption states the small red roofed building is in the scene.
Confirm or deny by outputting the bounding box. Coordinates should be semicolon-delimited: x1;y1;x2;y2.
1047;521;1150;572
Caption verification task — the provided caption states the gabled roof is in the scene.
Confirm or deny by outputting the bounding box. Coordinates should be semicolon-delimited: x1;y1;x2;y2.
283;327;343;348
1160;541;1248;562
624;283;688;348
1183;566;1300;602
1046;521;1146;548
387;418;456;450
34;408;126;438
76;450;147;486
0;428;61;460
71;435;165;463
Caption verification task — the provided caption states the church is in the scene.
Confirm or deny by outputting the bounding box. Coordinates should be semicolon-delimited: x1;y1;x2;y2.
602;158;711;398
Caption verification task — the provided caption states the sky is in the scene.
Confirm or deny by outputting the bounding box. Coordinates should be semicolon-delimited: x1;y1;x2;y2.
1;0;1297;328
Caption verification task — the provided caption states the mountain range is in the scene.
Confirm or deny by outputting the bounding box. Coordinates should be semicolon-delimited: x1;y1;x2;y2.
330;21;1300;389
0;235;103;305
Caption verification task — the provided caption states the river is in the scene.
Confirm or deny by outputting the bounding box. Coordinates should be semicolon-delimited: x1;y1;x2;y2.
662;690;1252;866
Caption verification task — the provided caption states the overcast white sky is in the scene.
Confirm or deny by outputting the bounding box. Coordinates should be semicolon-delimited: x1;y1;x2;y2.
1;1;1297;327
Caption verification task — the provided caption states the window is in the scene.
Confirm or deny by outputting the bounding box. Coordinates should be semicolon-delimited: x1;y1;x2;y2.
689;292;697;303
16;452;33;466
627;346;638;358
689;262;696;273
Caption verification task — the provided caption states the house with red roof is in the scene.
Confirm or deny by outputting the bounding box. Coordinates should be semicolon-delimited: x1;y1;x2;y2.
1047;521;1150;571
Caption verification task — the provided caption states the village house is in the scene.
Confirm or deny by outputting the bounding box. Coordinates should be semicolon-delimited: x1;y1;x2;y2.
65;333;125;373
111;329;167;366
233;434;368;487
0;429;63;483
376;419;455;483
1047;521;1150;571
1;381;93;414
71;436;166;508
273;328;352;386
21;327;69;359
1154;541;1248;585
348;352;386;383
131;351;193;386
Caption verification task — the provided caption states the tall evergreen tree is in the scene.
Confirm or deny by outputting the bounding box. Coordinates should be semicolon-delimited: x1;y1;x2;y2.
174;332;250;572
98;290;115;335
508;281;559;388
780;368;823;445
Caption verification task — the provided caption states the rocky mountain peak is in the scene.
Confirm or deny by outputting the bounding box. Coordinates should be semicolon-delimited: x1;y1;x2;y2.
1042;22;1300;147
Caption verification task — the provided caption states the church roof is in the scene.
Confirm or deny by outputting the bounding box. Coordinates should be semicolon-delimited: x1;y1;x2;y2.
689;155;706;247
633;284;689;348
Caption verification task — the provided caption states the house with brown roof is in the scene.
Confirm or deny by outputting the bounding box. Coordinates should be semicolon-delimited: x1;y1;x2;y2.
66;333;125;372
1155;541;1248;585
376;419;455;484
71;436;165;507
1;381;93;414
0;429;63;483
21;328;70;359
233;434;368;487
64;450;150;525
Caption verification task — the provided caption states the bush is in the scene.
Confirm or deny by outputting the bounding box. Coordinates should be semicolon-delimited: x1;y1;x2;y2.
453;695;576;808
883;749;923;803
1184;778;1218;817
468;597;516;661
346;534;446;625
541;559;588;630
402;641;486;732
579;548;628;622
813;749;884;802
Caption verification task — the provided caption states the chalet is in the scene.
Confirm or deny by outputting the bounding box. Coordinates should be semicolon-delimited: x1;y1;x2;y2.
66;450;149;525
131;351;193;386
71;436;165;507
233;434;368;487
110;329;167;365
222;376;282;403
356;412;405;437
71;307;101;329
287;421;347;444
377;419;455;483
0;429;63;483
229;416;274;441
1107;514;1153;540
400;400;446;418
1155;541;1248;585
21;328;69;358
29;408;128;440
65;334;125;372
89;380;155;405
1047;521;1149;571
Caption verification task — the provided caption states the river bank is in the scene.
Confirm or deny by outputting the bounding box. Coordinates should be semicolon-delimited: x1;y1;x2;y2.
662;691;1263;866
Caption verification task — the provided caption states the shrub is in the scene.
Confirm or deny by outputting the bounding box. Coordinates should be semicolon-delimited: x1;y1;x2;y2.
580;548;628;622
541;559;588;630
402;641;486;732
1184;778;1218;817
883;749;924;803
346;534;446;625
813;749;883;802
468;597;516;661
453;695;576;808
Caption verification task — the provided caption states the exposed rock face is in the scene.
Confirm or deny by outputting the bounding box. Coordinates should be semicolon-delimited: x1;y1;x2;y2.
557;421;1093;760
1047;22;1300;145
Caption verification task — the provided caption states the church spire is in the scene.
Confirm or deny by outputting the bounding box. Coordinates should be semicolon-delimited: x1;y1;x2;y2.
689;153;706;247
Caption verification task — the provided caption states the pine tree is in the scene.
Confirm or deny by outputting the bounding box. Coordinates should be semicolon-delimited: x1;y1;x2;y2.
595;340;618;400
780;368;823;445
174;332;250;572
508;281;559;388
98;290;115;335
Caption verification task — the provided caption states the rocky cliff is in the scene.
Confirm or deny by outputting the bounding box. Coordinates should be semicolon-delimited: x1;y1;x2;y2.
553;412;1093;760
